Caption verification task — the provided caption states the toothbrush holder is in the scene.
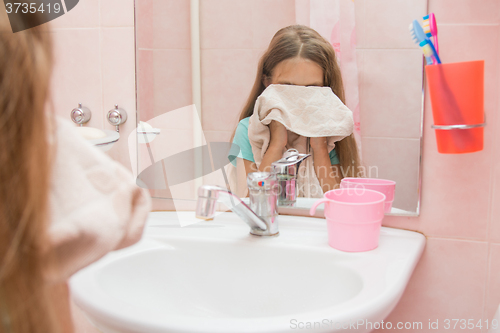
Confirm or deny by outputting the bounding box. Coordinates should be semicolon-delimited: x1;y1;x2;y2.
426;60;485;154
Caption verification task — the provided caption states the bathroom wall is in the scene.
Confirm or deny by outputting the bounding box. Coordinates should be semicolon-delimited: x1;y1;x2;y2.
377;0;500;331
48;0;136;170
54;0;500;331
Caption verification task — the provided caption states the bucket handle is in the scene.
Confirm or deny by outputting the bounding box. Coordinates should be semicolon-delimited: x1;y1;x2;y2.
310;198;330;216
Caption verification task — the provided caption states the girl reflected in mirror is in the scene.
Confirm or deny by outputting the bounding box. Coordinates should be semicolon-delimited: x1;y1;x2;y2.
229;25;361;197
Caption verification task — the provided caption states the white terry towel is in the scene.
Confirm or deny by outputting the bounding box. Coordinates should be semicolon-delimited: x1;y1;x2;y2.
248;84;353;197
46;117;151;282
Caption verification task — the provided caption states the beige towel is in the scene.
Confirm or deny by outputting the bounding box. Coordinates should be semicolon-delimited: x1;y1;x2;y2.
248;84;353;197
46;117;151;282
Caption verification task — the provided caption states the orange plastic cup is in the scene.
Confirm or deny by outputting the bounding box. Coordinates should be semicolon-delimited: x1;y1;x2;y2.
426;61;485;154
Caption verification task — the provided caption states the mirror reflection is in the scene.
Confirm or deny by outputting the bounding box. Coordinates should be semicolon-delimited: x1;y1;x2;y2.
134;0;425;216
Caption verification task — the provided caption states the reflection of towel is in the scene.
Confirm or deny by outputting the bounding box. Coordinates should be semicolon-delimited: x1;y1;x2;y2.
46;118;151;282
248;84;353;197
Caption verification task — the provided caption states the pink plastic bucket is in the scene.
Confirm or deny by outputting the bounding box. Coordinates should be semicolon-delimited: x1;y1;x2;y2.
310;188;386;252
340;178;396;213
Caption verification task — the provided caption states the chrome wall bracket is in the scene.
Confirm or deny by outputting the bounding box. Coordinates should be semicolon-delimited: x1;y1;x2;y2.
107;104;128;132
70;103;91;126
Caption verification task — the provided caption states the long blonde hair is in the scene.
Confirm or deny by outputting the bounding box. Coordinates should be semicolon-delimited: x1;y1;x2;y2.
0;10;67;333
234;25;360;177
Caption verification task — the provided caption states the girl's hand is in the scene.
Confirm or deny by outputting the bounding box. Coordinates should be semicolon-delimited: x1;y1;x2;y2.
310;137;328;153
269;121;287;149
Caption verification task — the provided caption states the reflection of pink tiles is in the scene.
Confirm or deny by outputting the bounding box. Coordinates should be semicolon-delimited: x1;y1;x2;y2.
429;0;500;24
50;0;99;29
485;244;500;328
359;49;423;138
295;0;310;26
358;0;426;49
137;50;155;122
202;49;262;131
153;0;191;49
153;49;192;114
101;0;134;27
376;238;488;333
361;137;420;213
50;29;103;128
252;0;296;49
204;131;232;144
200;0;253;49
102;28;137;170
136;0;153;49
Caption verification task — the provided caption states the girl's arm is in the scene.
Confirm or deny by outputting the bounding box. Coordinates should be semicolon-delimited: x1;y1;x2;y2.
310;137;341;192
241;120;287;176
258;121;287;172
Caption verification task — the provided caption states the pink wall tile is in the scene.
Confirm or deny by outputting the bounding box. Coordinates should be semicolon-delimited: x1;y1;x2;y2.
252;0;296;49
50;0;99;29
378;238;488;333
153;0;191;49
359;49;423;139
201;49;262;131
49;29;103;128
429;0;500;24
484;244;500;329
200;0;253;49
101;0;135;27
357;0;426;49
136;0;153;49
418;140;491;240
101;28;137;171
490;162;500;243
153;49;192;114
137;50;155;122
361;137;421;212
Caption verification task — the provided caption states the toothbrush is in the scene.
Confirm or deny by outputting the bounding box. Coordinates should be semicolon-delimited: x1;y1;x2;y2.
419;40;435;65
409;20;441;64
422;13;439;55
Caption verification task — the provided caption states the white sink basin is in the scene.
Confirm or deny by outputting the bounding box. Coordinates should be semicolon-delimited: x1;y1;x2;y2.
70;212;425;333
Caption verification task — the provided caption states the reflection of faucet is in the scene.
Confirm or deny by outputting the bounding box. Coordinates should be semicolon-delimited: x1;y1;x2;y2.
196;172;279;236
272;149;310;207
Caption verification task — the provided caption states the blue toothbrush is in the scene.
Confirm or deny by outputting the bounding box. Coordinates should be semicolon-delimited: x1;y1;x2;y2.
409;20;441;64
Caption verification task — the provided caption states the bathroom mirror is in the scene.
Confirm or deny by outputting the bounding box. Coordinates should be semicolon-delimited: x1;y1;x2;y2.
134;0;426;216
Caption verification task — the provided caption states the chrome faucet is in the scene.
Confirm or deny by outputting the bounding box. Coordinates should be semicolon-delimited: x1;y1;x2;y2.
196;172;279;236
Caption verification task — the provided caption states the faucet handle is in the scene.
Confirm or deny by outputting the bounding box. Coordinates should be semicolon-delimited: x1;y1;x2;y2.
247;172;276;191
